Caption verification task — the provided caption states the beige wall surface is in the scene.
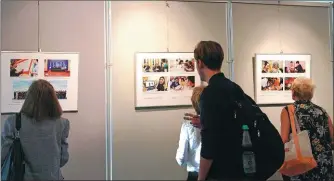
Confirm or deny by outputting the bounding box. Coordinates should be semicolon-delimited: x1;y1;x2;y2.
111;1;227;180
1;1;332;181
1;1;106;180
233;3;332;130
233;4;332;180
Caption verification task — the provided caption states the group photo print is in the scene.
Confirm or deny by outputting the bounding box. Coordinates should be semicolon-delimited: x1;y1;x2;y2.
142;76;168;92
255;54;311;104
169;76;195;91
12;80;33;100
169;58;195;73
136;52;200;108
1;52;79;113
44;59;71;77
142;58;169;73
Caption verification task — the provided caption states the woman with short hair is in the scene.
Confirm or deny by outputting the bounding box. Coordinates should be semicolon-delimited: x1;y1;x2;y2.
1;79;70;180
280;77;333;181
176;86;204;181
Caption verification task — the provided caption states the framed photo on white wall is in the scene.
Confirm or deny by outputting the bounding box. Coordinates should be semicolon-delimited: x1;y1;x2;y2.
135;52;201;108
1;52;79;113
255;54;311;105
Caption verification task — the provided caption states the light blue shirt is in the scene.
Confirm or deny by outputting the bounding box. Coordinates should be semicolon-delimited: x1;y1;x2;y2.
176;120;201;172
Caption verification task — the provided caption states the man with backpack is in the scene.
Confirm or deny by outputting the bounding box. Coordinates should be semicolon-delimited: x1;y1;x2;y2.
190;41;285;181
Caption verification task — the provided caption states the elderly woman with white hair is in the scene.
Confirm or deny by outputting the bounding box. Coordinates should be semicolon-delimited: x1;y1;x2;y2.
280;77;333;181
270;61;282;73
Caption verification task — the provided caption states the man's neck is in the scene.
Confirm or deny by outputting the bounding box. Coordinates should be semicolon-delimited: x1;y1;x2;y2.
205;70;221;83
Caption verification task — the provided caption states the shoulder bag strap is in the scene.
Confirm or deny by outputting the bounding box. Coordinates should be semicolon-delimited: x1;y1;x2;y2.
287;105;302;159
15;113;21;138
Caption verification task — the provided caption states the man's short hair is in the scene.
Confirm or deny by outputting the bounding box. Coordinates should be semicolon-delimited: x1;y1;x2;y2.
296;61;300;64
194;41;224;70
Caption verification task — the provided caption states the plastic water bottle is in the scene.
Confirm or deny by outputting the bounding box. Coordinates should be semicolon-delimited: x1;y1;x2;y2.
242;125;256;176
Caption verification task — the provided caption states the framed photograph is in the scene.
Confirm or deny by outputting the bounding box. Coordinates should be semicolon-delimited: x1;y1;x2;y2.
135;52;201;108
1;52;79;113
255;54;311;104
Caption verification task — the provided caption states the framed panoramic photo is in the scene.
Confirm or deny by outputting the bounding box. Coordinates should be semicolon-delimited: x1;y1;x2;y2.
255;54;311;105
135;52;201;108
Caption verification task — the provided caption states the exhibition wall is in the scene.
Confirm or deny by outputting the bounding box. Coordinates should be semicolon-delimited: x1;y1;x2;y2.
111;1;332;180
1;1;106;179
111;1;227;180
1;0;333;180
233;3;333;131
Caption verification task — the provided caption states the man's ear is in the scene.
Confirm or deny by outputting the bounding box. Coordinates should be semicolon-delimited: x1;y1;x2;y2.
197;59;204;69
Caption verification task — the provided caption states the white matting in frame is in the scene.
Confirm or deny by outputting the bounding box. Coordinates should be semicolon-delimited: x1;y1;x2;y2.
1;52;79;113
255;54;311;105
135;52;201;108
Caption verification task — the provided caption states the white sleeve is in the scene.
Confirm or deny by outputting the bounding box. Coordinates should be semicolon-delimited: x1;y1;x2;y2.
176;122;189;168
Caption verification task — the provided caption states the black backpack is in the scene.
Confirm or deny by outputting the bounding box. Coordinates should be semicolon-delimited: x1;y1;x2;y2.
1;113;25;181
230;83;285;181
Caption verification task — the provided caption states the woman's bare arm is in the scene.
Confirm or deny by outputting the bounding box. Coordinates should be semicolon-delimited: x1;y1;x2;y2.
280;108;290;144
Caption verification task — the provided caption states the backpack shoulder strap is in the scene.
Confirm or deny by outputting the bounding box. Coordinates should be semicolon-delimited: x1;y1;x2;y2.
15;113;21;131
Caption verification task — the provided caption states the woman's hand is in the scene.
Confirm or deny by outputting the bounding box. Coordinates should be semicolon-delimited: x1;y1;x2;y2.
184;113;201;129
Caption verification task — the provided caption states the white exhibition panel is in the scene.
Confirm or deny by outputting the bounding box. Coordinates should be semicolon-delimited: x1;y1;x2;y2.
255;54;311;105
135;52;201;108
1;52;79;113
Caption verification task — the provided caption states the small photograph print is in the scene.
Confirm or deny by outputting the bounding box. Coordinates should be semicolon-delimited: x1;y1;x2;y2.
49;80;68;99
170;58;195;72
284;61;306;73
261;77;283;91
284;77;296;91
261;60;283;73
10;59;39;77
142;76;168;92
44;59;71;77
169;76;195;91
142;58;169;73
12;80;33;100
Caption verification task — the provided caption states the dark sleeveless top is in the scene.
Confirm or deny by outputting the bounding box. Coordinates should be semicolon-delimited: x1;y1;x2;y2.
286;100;333;180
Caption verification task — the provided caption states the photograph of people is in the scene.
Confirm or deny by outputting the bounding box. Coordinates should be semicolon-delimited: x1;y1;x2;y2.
261;77;283;91
30;59;38;77
280;77;333;181
10;60;25;77
262;60;283;73
44;59;71;77
284;77;296;91
294;61;305;73
142;76;168;92
12;80;33;100
288;61;295;73
176;86;204;181
170;77;182;90
170;58;195;72
142;58;168;72
262;61;270;73
10;59;39;77
284;61;306;73
10;59;38;77
156;76;167;91
184;59;195;72
170;76;195;91
270;61;283;73
49;80;68;99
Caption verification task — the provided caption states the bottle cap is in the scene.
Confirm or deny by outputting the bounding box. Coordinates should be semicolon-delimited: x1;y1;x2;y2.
242;125;249;130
